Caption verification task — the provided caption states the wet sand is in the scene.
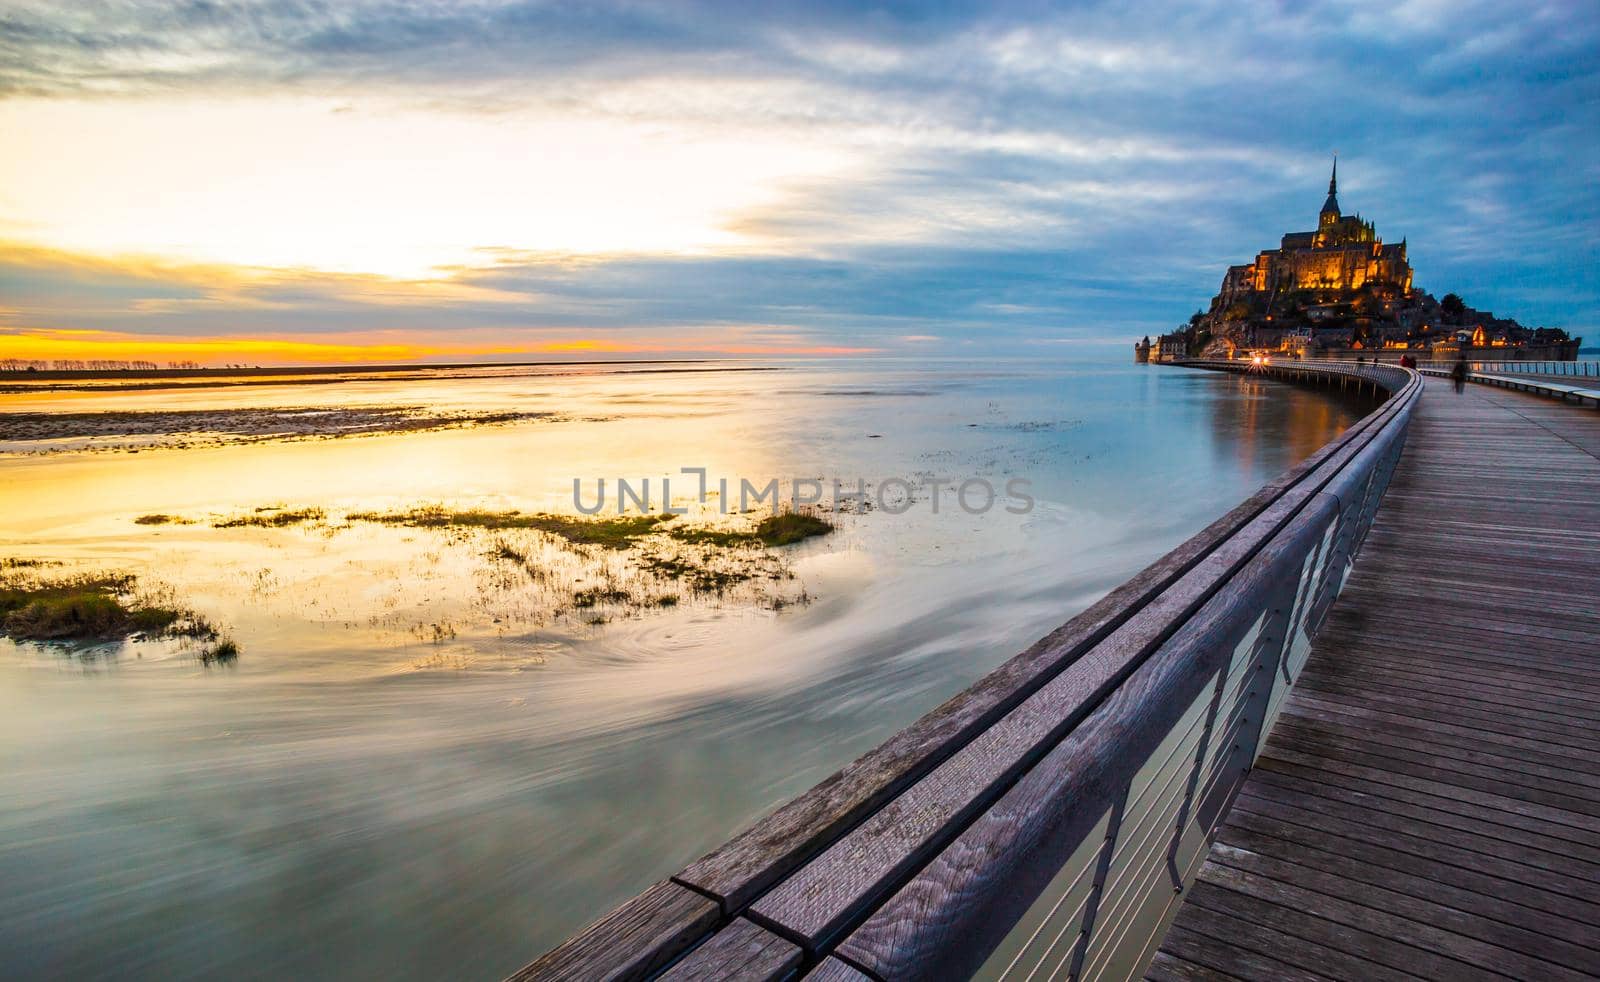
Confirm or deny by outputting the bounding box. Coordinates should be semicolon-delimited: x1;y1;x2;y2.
0;406;563;453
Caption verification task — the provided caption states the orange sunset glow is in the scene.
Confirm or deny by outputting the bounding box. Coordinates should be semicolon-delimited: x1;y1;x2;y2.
0;327;880;366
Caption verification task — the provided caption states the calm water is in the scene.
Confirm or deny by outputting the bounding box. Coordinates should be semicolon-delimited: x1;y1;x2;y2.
0;357;1363;979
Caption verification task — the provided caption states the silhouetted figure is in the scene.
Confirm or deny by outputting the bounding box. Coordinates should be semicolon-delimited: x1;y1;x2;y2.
1452;357;1469;394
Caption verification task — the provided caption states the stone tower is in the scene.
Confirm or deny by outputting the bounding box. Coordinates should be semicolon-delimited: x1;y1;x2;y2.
1319;157;1340;230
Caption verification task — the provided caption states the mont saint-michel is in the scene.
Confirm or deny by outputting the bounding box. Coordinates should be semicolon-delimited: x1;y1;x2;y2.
1139;160;1582;363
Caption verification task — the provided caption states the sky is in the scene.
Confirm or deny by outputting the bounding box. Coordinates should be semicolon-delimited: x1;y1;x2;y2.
1;0;1597;365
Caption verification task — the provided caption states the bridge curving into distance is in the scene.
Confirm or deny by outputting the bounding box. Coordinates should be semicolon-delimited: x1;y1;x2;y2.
511;358;1600;982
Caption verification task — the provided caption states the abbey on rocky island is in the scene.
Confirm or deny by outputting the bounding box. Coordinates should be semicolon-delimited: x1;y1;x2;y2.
1137;160;1578;363
1216;159;1412;305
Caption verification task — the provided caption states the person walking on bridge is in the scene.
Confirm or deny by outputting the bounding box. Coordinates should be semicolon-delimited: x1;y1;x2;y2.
1451;357;1469;394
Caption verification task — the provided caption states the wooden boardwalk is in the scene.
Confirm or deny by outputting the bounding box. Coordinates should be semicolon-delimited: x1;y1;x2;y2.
1151;374;1600;981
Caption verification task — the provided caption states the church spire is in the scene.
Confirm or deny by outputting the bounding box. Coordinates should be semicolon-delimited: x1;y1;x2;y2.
1319;154;1341;225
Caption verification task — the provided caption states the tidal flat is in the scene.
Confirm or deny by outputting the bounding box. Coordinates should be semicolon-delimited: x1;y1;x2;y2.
0;404;571;454
0;357;1364;979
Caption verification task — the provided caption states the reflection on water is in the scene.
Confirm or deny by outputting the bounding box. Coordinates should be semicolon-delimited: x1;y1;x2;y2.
0;357;1364;979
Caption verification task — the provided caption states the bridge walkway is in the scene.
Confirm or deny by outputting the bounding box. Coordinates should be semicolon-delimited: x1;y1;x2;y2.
1150;375;1600;980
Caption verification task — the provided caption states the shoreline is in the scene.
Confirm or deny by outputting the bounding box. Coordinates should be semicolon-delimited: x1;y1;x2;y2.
0;359;785;395
0;356;706;381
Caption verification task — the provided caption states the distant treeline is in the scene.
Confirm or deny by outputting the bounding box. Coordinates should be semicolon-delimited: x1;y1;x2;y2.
0;359;204;371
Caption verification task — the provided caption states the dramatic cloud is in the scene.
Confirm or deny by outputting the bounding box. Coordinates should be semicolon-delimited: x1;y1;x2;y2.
1;0;1596;361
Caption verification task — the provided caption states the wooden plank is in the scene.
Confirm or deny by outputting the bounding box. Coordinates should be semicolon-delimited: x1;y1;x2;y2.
1248;761;1600;870
1232;789;1600;907
1222;785;1600;928
1270;712;1600;799
1295;672;1600;740
1302;649;1600;703
1278;699;1600;788
1145;948;1254;982
658;918;801;981
1173;887;1413;982
1238;759;1600;883
1301;666;1600;735
1287;676;1600;749
1319;636;1600;681
506;881;720;982
801;957;873;982
1194;861;1574;981
1209;835;1600;972
1211;821;1600;953
1256;744;1600;847
1280;700;1600;809
1149;929;1327;981
1283;685;1600;767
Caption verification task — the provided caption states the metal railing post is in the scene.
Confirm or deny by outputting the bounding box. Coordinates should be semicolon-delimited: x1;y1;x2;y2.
1066;786;1131;980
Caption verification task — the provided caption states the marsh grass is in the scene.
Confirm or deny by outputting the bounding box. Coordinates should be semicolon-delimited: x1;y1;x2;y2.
0;569;227;650
348;506;667;548
754;513;833;545
666;527;759;548
635;549;780;594
201;639;239;664
134;513;194;526
572;587;631;608
666;512;832;548
122;500;833;638
213;507;326;529
488;539;529;563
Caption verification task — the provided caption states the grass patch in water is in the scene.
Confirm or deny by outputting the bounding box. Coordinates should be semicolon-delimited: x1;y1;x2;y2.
213;507;326;528
666;512;834;548
348;506;667;549
134;513;193;526
668;527;759;548
638;554;753;593
572;587;633;608
488;539;530;563
0;571;217;644
201;639;239;664
754;513;833;546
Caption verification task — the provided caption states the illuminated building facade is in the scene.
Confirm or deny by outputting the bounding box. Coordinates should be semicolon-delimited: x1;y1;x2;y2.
1216;160;1413;305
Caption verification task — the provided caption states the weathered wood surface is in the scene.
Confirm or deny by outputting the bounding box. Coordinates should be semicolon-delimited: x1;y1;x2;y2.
656;918;801;981
1153;375;1600;981
800;957;875;981
506;881;720;982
